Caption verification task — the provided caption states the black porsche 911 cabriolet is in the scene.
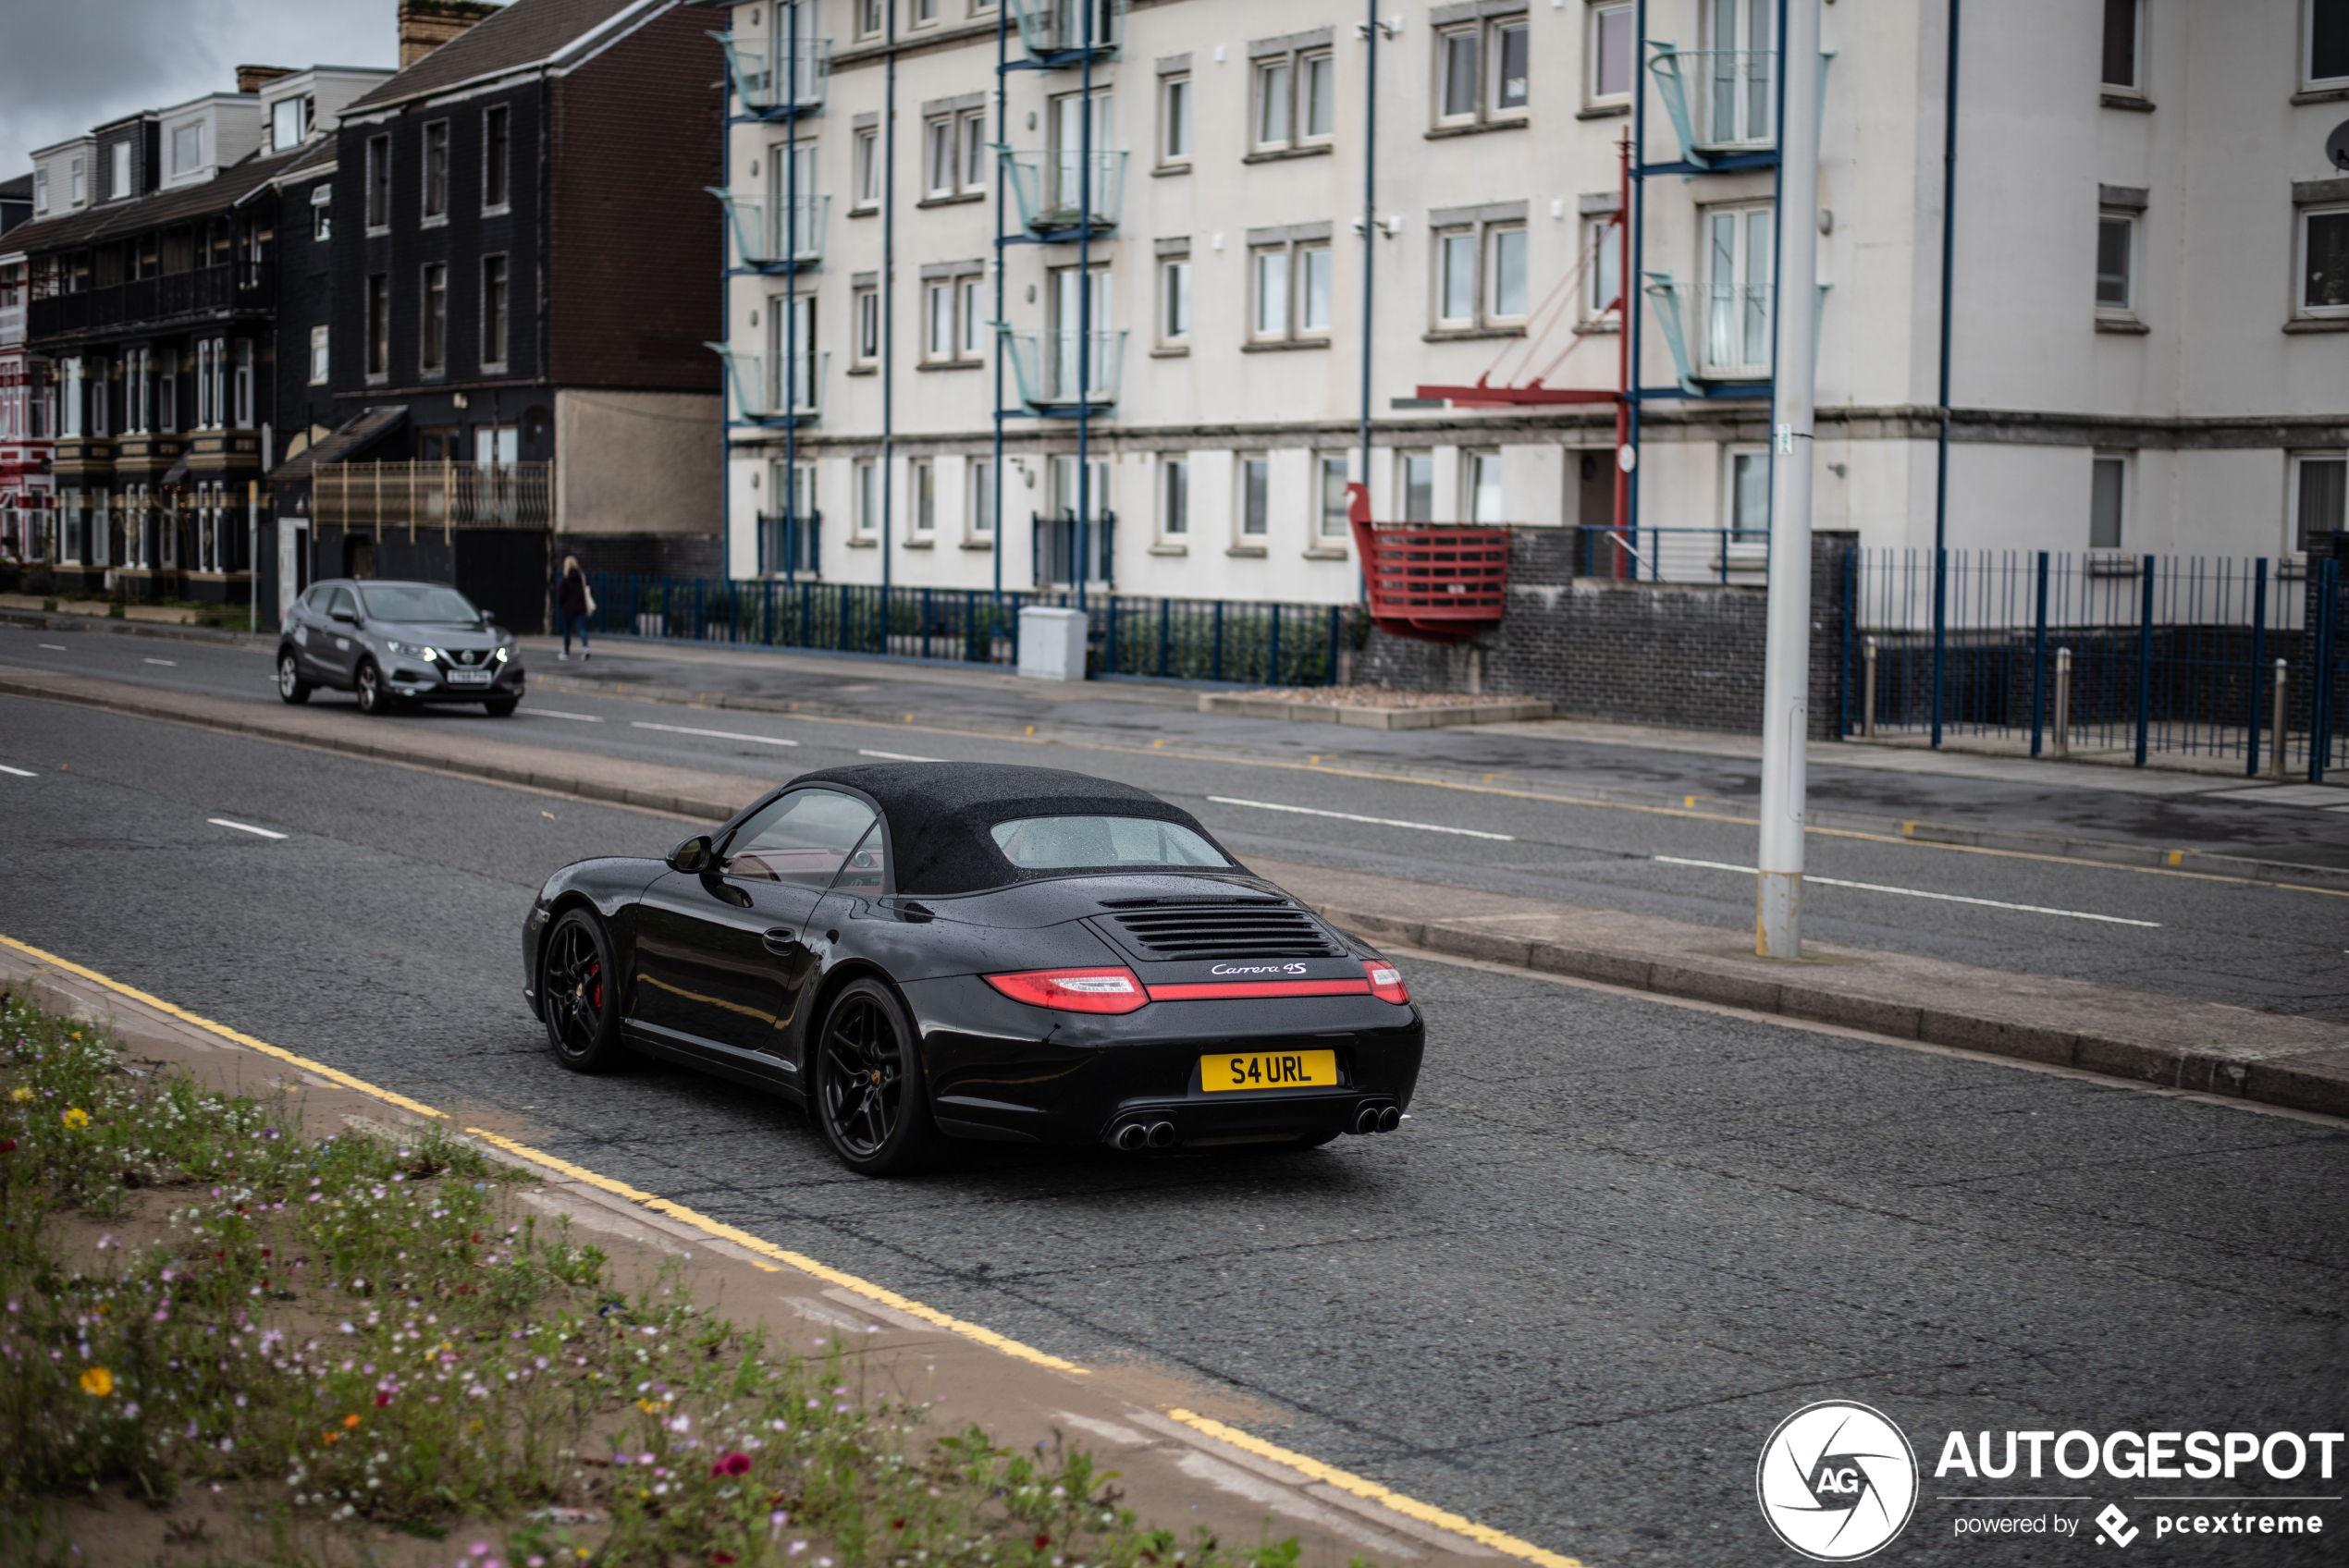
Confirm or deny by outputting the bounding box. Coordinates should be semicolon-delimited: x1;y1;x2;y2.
522;763;1423;1174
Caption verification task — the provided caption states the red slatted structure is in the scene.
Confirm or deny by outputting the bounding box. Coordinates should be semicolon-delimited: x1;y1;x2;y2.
1346;483;1511;643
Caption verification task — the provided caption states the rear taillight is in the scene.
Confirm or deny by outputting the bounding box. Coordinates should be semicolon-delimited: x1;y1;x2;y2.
983;967;1149;1014
1365;962;1409;1005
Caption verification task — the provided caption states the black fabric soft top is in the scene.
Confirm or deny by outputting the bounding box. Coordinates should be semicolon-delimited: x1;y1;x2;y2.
781;762;1236;895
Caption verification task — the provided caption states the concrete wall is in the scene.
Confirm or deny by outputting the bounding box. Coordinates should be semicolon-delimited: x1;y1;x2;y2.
553;387;723;536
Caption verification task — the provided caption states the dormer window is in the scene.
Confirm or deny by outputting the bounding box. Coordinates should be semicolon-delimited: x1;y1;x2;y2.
171;122;203;176
272;95;312;152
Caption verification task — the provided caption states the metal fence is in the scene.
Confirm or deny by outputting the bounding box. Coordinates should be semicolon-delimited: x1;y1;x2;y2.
1848;549;2346;782
1570;523;1767;582
582;573;1366;687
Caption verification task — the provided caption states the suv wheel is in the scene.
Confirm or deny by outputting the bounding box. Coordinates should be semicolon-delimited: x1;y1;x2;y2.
354;660;394;716
277;651;313;704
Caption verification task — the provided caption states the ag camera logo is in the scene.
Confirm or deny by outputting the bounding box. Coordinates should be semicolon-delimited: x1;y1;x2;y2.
1757;1402;1919;1561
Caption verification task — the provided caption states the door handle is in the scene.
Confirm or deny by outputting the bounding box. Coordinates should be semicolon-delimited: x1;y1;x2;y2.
761;928;796;955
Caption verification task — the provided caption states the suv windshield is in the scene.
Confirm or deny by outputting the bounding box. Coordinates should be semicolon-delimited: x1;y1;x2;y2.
359;584;482;624
990;816;1230;870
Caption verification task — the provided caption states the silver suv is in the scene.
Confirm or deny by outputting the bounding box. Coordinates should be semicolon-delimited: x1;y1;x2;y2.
277;578;525;717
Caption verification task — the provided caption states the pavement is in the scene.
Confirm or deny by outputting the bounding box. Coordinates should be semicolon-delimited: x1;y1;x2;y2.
2;690;2345;1566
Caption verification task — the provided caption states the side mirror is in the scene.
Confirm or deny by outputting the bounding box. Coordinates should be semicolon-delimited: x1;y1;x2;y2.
666;834;716;874
480;610;497;625
330;606;357;625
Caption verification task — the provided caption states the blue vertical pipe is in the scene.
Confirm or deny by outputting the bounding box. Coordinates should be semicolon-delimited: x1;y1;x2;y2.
879;0;896;651
782;0;799;583
1359;0;1378;582
2030;548;2048;756
1075;8;1094;612
2134;554;2155;767
991;4;1007;601
1928;0;1959;746
1628;0;1646;557
2314;558;2340;785
2247;557;2268;777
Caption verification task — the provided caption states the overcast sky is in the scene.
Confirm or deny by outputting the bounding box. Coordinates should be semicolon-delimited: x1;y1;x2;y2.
1;0;396;176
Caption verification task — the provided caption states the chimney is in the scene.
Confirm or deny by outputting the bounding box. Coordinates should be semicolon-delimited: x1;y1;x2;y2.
399;0;502;70
236;65;295;94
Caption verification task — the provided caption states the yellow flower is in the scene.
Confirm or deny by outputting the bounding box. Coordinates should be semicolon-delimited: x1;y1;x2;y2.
80;1366;114;1397
8;1087;30;1103
61;1108;90;1130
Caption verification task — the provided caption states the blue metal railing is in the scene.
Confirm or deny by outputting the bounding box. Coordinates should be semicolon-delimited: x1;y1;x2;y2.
582;571;1364;688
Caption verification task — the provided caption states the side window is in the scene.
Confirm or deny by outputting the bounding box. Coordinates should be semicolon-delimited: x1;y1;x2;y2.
829;822;887;893
301;584;334;613
721;789;879;888
328;586;358;619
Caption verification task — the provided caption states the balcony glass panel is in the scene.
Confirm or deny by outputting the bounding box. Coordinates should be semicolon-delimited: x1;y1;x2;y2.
715;31;828;114
708;345;825;421
999;327;1125;410
999;149;1125;234
1006;0;1119;59
712;190;829;266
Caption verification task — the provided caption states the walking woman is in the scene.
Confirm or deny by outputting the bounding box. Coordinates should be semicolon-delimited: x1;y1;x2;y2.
558;555;593;661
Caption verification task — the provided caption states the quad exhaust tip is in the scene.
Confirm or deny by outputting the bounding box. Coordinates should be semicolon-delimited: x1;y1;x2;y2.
1111;1120;1180;1151
1353;1103;1403;1135
1146;1120;1176;1149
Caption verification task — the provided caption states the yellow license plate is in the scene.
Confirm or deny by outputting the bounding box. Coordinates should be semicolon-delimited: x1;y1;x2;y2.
1199;1049;1339;1094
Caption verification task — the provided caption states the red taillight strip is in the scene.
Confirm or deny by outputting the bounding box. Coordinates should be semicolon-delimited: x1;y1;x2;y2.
1143;978;1372;1001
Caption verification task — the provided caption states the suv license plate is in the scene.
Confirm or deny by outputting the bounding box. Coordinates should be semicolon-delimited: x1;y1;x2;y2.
1199;1049;1338;1093
448;668;493;685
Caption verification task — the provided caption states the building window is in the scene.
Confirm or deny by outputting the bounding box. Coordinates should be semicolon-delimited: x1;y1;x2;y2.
1238;455;1270;538
365;136;390;230
2308;0;2349;86
2101;0;2142;90
484;105;510;211
1701;0;1775;147
2096;212;2135;312
2293;453;2347;553
2301;205;2349;316
1397;451;1434;520
910;459;936;535
853;283;879;362
273;94;310;152
1463;450;1503;523
2090;454;2129;550
421;263;449;372
1700;202;1773;376
1160;72;1191;165
1046;90;1113;224
1436;17;1528;127
1252;45;1334;151
854;459;879;537
1585;213;1623;318
959;275;983;357
365;274;389;378
233;339;253;428
772;294;818;412
309;325;330;385
1589;2;1633;103
1160;456;1188;537
482;255;510;367
857;0;884;39
1433;219;1525;329
968;458;994;537
31;169;45;214
312;184;332;240
925;281;953;358
913;0;937;23
171;122;203;176
1251;236;1332;341
1725;446;1768;541
853;128;880;210
1160;254;1190;344
1046;263;1113;401
924;117;955;197
422;121;449;221
69;156;85;207
110;141;132;200
962;110;988;192
1317;454;1350;539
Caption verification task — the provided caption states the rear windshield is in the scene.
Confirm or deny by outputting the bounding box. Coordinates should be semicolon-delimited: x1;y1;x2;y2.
359;584;482;624
990;815;1230;870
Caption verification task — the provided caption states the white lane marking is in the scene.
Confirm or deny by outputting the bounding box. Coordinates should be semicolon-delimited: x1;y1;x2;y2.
631;720;798;747
144;657;178;667
858;749;941;762
1652;856;2162;927
40;643;68;652
523;709;606;722
0;764;36;778
1207;795;1517;840
209;818;289;840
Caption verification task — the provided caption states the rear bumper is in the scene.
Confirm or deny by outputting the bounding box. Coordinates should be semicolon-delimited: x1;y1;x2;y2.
902;974;1424;1148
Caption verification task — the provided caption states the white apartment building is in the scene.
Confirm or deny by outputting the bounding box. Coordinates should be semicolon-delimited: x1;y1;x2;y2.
707;0;2349;603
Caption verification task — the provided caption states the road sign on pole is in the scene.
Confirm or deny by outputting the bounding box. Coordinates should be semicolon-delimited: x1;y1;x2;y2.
1755;0;1824;959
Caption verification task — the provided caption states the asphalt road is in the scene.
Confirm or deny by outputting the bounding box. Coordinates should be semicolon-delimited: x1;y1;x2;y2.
2;693;2344;1566
5;624;2344;1020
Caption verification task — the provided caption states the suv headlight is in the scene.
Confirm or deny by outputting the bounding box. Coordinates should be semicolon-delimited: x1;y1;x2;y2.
418;647;440;662
495;646;511;662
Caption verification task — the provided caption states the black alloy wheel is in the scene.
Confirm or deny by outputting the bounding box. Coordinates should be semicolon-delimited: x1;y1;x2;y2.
815;978;941;1176
354;659;393;716
542;909;628;1072
277;651;312;704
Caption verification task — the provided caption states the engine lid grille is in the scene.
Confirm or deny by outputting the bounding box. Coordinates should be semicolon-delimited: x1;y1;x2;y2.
1106;904;1340;960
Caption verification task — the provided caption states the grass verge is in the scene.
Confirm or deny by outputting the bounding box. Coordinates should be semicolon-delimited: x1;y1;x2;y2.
0;986;1346;1568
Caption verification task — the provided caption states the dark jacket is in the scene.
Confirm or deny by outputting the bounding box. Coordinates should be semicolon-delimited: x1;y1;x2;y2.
558;568;587;617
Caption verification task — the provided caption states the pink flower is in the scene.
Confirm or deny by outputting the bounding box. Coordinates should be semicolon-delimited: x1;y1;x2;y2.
712;1452;753;1478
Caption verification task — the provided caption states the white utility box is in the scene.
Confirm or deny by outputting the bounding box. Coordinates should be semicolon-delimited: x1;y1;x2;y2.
1017;606;1088;681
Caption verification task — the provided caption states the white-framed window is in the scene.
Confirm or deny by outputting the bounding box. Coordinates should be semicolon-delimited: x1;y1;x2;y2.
1251;236;1332;341
968;458;995;538
1398;450;1433;521
924;117;956;197
2291;451;2346;554
771;293;819;412
482;254;510;367
926;281;953;358
909;458;936;536
422;120;450;222
1724;445;1769;542
1046;263;1113;402
971;0;997;16
961;109;988;192
1433;219;1525;329
309;325;330;385
1462;450;1503;523
853;283;880;363
421;263;449;372
1253;45;1334;151
922;268;984;361
1160;456;1189;537
1700;0;1776;148
1160;72;1191;165
1436;16;1529;126
272;94;310;153
311;184;332;241
68;155;85;207
857;0;885;38
31;168;46;214
2101;0;2144;91
1700;202;1774;376
365;135;391;230
1237;455;1271;538
110;141;131;200
2300;204;2349;317
2306;0;2349;87
959;275;983;358
1585;213;1623;318
232;339;253;428
170;121;203;176
484;104;511;212
1160;254;1191;344
1588;2;1633;104
854;458;879;536
853;127;880;210
2096;211;2135;312
1046;89;1113;224
2089;452;2130;550
1317;453;1351;539
912;0;938;25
